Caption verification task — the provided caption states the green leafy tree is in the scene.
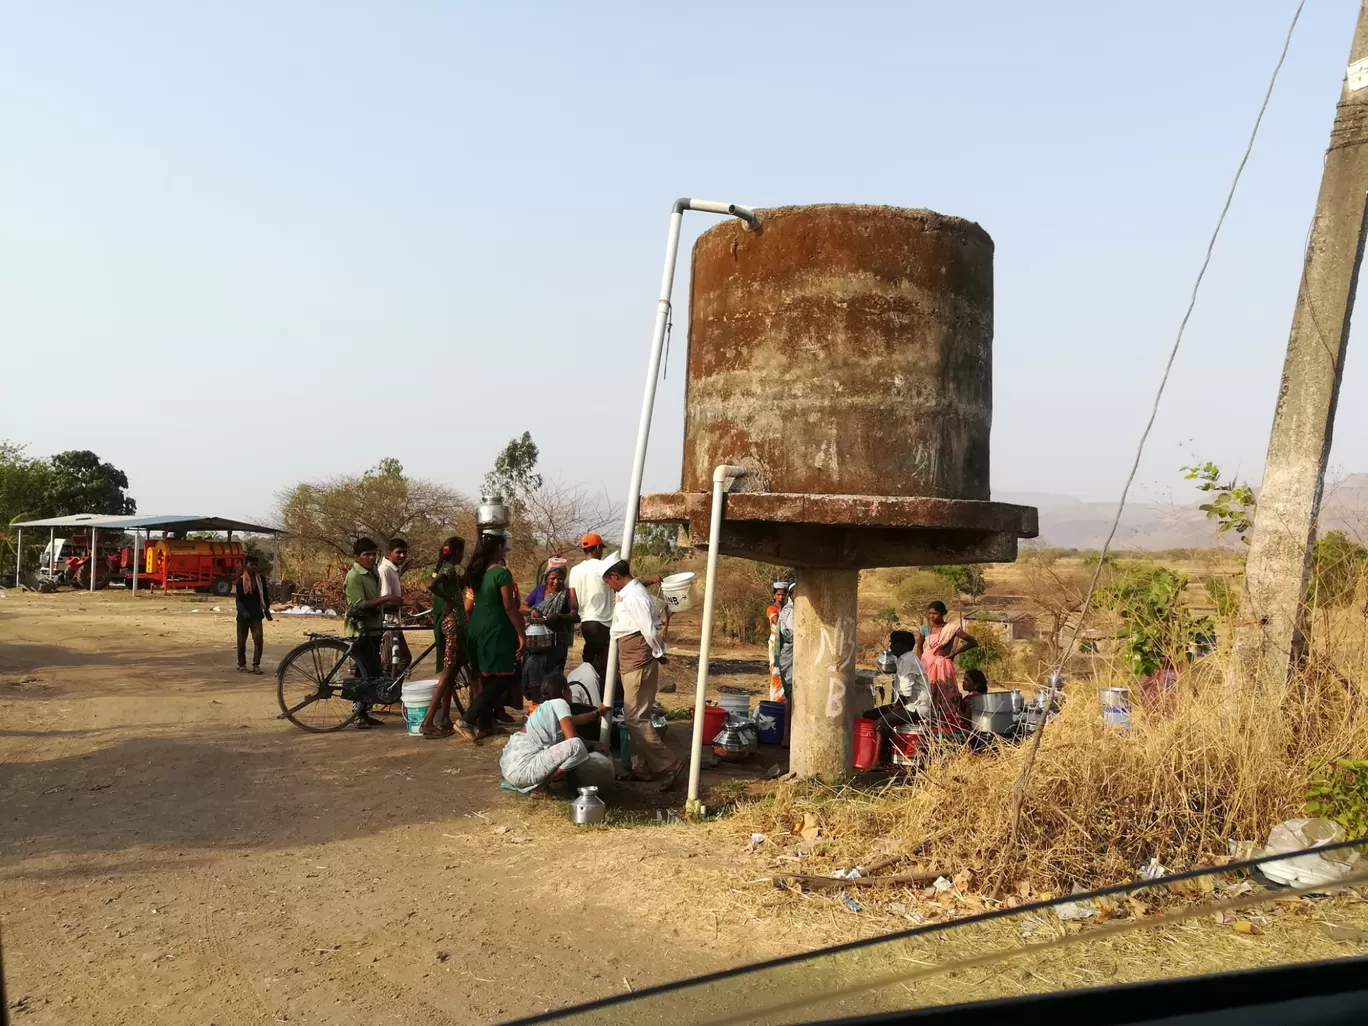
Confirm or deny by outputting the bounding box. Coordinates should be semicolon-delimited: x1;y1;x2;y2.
483;432;542;509
44;450;137;516
1183;461;1256;545
1099;562;1214;677
929;564;987;599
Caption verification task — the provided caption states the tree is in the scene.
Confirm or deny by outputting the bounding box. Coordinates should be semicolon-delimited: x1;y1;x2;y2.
1016;551;1091;661
276;459;474;582
43;450;137;516
1098;562;1214;677
1183;461;1256;545
930;564;987;600
483;432;542;508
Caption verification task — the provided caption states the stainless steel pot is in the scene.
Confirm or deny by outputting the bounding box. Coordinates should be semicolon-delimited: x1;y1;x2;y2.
524;623;556;650
875;649;898;674
569;786;606;825
967;690;1024;735
733;717;759;753
713;723;752;762
477;494;510;531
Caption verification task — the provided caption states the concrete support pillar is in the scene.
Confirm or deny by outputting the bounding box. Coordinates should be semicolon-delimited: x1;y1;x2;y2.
790;568;857;780
1236;1;1368;692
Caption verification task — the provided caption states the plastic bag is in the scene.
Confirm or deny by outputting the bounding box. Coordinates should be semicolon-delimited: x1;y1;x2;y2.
1259;818;1358;888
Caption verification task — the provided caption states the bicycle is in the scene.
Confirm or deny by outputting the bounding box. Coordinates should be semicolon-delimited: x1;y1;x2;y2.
275;610;475;732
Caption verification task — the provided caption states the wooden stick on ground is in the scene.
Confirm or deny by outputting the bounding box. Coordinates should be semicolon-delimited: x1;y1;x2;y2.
771;871;945;892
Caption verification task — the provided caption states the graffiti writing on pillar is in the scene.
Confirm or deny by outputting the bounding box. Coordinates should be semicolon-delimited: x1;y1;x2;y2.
813;617;857;719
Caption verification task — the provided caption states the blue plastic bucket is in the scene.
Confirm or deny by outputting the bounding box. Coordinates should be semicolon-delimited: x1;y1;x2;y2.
756;700;786;744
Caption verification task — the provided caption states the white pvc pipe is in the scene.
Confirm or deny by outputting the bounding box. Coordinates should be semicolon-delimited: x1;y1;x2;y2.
131;530;139;595
686;465;747;810
89;527;98;592
14;528;21;588
48;528;54;583
599;197;758;744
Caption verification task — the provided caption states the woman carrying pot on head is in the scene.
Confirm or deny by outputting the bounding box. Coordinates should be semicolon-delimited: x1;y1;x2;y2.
455;532;526;742
921;600;977;729
418;536;468;738
520;562;578;702
500;672;613;797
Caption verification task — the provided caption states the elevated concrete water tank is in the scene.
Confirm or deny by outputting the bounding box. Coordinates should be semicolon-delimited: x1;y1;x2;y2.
683;204;993;501
642;204;1035;571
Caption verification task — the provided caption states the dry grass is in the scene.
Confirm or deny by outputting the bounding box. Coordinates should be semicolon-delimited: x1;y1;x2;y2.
730;649;1368;893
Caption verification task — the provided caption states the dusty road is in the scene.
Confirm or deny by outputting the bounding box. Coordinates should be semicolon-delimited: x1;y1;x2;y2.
0;592;784;1025
7;590;1368;1025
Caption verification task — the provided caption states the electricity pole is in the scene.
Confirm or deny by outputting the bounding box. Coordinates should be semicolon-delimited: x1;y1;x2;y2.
1236;0;1368;690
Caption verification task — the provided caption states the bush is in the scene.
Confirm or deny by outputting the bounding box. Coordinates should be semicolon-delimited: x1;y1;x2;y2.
930;564;986;599
1305;759;1368;838
890;570;947;622
1309;531;1368;609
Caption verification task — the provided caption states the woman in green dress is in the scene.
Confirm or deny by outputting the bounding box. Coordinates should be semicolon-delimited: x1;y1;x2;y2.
456;532;526;741
419;536;468;738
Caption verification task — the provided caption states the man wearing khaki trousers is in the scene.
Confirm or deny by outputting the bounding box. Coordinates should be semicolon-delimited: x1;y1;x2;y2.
603;560;683;788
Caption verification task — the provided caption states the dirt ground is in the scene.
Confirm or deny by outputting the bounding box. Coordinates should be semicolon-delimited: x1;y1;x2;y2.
0;590;810;1025
4;589;1368;1025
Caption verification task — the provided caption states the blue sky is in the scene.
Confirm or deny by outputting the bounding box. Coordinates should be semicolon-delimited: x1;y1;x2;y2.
3;1;1364;521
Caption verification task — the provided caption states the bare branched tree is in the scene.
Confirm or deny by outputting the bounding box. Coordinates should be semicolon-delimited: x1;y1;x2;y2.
275;459;475;583
1016;552;1092;662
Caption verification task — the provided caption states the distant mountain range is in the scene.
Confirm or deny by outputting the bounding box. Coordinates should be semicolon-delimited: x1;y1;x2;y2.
996;475;1368;551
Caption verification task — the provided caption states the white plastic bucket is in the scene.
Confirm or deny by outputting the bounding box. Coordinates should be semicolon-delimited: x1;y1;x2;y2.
661;572;697;614
401;679;439;736
719;694;751;720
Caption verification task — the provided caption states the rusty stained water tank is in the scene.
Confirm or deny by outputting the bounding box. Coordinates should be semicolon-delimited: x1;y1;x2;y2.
682;204;992;501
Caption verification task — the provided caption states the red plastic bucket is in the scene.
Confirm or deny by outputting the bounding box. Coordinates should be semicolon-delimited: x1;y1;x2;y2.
889;724;923;765
698;704;727;743
853;717;882;771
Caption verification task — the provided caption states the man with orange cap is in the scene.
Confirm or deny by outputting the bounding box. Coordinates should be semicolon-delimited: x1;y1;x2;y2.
567;533;612;681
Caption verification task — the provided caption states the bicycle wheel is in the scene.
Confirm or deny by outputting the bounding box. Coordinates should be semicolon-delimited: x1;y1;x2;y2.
276;638;360;732
449;665;475;718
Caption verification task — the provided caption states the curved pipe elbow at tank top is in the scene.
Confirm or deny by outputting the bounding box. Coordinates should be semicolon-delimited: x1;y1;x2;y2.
673;197;760;229
713;464;749;485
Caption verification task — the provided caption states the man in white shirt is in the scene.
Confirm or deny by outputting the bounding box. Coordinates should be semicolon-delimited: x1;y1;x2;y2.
567;533;613;682
378;537;410;676
603;560;681;786
864;630;932;731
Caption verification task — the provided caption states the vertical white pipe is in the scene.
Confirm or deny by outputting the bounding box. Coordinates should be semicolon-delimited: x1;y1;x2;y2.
131;530;140;595
599;207;685;743
14;528;21;588
48;528;54;582
89;527;98;592
686;466;747;810
598;198;758;745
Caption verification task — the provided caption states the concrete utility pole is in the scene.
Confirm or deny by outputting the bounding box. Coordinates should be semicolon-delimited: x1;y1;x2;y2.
1237;0;1368;690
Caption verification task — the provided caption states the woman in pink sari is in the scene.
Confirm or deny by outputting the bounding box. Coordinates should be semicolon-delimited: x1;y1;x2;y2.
921;601;977;729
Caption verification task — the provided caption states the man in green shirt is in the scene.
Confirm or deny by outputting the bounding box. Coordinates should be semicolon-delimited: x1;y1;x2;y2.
344;537;396;729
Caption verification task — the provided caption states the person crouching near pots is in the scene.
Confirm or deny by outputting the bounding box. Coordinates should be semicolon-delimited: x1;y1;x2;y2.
499;672;613;797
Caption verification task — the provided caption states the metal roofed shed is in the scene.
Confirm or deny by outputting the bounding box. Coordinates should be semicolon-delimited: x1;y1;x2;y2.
12;514;282;595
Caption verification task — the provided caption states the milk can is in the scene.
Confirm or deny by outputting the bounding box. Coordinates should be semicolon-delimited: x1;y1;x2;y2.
569;786;606;825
